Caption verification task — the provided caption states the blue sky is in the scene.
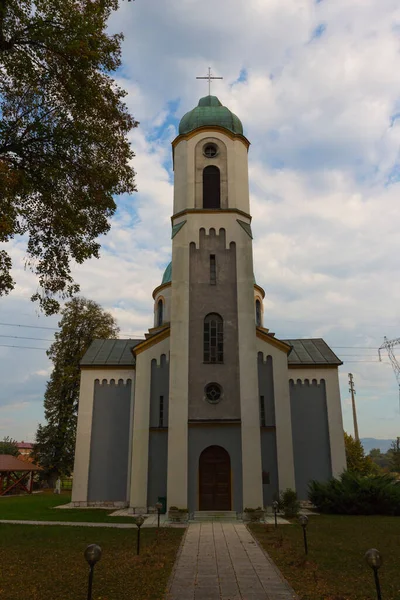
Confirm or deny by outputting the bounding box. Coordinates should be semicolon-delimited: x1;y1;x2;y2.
1;0;400;443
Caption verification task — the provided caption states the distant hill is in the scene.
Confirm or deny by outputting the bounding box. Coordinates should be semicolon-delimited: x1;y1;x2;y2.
361;438;394;454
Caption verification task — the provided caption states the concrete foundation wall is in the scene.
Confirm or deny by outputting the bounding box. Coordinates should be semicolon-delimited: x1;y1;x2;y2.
149;354;169;428
147;430;168;507
257;352;279;506
260;430;279;506
88;379;132;502
290;379;332;499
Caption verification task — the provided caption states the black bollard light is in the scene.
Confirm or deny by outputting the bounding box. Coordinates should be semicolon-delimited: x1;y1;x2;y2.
84;544;102;600
298;515;309;555
365;548;383;600
155;502;163;529
133;515;146;555
272;501;279;529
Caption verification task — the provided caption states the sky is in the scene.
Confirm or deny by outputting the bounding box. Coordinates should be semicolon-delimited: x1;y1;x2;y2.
1;0;400;444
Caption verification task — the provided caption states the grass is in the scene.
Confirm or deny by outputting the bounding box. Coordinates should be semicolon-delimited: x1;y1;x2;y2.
0;523;184;600
250;515;400;600
0;491;145;523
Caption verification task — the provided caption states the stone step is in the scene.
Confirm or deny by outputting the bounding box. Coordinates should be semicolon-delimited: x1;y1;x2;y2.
192;511;239;522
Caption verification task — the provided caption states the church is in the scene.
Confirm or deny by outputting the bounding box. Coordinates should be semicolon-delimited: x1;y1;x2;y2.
71;93;347;514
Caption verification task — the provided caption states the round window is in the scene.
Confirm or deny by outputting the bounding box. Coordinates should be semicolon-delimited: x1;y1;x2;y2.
205;382;222;404
203;143;218;158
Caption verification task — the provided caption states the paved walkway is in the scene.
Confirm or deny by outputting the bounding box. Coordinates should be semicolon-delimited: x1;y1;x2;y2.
167;522;298;600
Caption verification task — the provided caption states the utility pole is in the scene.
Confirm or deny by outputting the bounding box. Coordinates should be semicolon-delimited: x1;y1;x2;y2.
348;373;359;441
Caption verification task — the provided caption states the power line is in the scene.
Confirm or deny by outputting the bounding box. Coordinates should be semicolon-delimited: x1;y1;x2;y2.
0;322;145;338
0;321;58;331
343;360;385;363
0;344;48;350
331;346;378;349
0;334;53;342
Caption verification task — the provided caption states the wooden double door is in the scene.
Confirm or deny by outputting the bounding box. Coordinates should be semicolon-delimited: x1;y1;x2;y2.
199;445;231;510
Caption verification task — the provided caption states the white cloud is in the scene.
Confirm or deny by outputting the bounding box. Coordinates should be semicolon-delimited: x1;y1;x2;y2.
2;0;400;439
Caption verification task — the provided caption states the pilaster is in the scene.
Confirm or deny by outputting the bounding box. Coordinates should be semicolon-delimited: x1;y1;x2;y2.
236;227;263;509
167;228;190;509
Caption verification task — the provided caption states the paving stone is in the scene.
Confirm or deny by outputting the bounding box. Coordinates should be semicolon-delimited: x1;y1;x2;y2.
167;522;298;600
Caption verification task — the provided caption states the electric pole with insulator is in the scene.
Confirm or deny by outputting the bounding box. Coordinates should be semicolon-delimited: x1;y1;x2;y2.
348;373;359;441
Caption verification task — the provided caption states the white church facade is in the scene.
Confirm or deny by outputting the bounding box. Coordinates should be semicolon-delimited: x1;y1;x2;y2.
72;95;347;513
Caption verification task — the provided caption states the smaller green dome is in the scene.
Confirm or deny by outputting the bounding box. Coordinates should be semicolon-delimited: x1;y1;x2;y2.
161;262;172;285
179;95;243;136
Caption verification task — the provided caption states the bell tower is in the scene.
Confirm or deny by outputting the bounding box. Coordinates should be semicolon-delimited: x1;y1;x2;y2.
166;94;264;511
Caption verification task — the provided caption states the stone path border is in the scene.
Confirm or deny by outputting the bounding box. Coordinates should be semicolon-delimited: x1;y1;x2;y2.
0;518;185;528
167;522;298;599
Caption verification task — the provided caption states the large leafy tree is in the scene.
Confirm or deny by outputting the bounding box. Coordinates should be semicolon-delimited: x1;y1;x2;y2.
0;436;19;456
0;0;137;314
33;297;119;479
344;432;379;476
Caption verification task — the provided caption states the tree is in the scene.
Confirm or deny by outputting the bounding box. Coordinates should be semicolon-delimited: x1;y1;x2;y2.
344;432;379;475
0;436;19;456
0;0;137;314
369;447;391;471
33;297;119;480
389;437;400;473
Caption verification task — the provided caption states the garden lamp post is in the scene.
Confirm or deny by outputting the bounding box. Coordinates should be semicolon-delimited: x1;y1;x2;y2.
84;544;102;600
298;515;309;555
155;502;163;529
133;515;146;555
272;501;279;528
365;548;383;600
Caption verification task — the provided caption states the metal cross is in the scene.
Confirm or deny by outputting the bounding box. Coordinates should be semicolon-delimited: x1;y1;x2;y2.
196;67;223;95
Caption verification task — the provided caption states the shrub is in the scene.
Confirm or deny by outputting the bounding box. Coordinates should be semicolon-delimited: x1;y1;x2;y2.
309;471;400;515
168;506;188;513
279;488;300;518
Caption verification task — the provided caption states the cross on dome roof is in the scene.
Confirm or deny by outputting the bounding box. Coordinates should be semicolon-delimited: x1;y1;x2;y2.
196;67;223;96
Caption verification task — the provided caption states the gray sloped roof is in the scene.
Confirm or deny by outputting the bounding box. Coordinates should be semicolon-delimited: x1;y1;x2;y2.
81;339;142;367
284;338;342;366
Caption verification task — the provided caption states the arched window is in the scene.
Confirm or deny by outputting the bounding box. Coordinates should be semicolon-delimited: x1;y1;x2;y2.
203;166;221;209
157;299;163;327
204;313;223;362
255;299;262;327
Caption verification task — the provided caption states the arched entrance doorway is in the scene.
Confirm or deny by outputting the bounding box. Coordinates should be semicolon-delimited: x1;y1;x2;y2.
199;445;231;510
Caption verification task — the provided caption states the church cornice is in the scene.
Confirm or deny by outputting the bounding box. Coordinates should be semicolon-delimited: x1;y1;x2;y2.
254;284;265;299
256;327;292;354
133;326;170;355
172;125;250;150
171;208;252;223
152;281;171;300
288;363;339;369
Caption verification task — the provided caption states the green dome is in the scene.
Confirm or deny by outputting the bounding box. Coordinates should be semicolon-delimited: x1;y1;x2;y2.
161;262;172;285
179;96;243;136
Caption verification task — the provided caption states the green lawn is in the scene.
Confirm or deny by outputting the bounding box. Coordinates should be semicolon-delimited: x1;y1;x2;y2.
0;492;144;523
0;523;184;600
250;515;400;600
